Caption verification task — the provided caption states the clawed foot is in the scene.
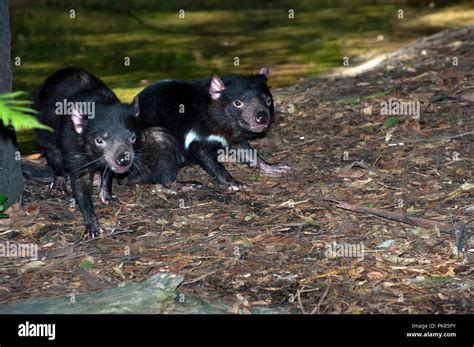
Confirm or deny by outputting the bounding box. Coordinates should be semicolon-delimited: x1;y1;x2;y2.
99;188;115;205
170;181;202;193
85;220;105;239
258;162;291;175
50;176;67;195
224;181;248;192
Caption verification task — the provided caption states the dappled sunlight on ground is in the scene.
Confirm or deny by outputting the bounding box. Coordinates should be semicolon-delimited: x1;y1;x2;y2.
10;1;474;153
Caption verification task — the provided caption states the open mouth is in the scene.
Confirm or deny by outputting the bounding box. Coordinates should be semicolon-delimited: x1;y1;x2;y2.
251;124;269;133
104;150;134;174
110;163;132;174
249;121;269;133
107;160;133;174
240;120;269;134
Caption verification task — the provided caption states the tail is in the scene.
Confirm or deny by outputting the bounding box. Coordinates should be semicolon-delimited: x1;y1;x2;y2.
21;161;53;184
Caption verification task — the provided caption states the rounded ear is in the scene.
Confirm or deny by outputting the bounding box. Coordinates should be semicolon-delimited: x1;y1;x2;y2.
132;96;140;118
71;109;87;134
209;75;225;100
259;67;270;81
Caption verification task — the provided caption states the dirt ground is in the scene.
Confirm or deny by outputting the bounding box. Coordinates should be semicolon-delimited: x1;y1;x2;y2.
1;26;473;314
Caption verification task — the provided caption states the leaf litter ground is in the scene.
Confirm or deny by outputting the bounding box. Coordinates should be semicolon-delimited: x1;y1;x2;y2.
1;27;473;314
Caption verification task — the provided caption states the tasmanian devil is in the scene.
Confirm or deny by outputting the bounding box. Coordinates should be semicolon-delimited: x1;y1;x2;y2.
33;67;139;237
131;68;290;191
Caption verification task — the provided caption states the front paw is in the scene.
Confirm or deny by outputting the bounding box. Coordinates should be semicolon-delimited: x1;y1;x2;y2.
99;188;115;205
50;176;67;195
85;220;105;239
259;162;291;175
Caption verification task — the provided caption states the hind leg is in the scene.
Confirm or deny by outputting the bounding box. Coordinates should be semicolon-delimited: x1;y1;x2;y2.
128;152;181;187
150;160;179;187
138;156;200;192
43;147;67;195
36;130;67;194
157;160;201;192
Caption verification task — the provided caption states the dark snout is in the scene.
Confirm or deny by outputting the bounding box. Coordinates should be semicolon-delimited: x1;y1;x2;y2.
241;108;272;134
108;148;134;174
116;151;132;168
255;110;270;126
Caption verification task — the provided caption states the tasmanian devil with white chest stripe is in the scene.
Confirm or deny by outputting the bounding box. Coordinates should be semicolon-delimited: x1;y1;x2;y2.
131;68;290;191
33;67;139;237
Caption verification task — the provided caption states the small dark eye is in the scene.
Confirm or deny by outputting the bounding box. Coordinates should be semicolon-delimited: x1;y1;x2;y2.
95;138;104;145
130;134;136;143
266;97;272;106
233;100;243;107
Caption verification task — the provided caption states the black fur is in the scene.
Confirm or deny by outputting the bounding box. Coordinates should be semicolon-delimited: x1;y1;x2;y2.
128;126;183;187
133;69;288;190
34;67;138;237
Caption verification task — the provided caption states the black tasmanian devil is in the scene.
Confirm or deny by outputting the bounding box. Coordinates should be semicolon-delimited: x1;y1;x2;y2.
132;67;290;191
33;67;139;237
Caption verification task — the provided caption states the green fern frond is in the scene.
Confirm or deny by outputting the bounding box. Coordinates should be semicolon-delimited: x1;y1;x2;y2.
0;91;53;132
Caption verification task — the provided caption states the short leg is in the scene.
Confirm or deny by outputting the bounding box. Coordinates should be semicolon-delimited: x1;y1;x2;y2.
43;146;68;194
70;173;103;238
239;141;290;174
50;176;67;195
143;153;202;192
190;143;247;191
99;169;115;205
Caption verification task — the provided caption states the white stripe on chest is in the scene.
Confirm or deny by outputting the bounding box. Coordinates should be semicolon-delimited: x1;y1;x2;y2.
184;130;228;150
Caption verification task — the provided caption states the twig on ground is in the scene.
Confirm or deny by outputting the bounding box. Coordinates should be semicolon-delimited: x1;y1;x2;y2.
310;281;331;314
325;199;472;234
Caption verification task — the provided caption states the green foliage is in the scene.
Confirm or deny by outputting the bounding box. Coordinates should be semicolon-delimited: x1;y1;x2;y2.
427;275;453;283
335;97;361;105
0;194;9;218
383;115;401;128
80;261;95;268
365;89;392;99
0;92;53;132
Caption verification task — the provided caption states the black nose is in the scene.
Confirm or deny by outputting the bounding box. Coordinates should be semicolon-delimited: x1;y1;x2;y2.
116;152;131;167
255;111;269;125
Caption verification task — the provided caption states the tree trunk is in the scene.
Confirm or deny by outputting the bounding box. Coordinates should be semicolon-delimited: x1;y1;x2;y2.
0;0;22;209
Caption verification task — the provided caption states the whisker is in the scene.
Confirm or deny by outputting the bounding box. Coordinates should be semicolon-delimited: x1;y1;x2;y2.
134;157;152;176
131;160;149;182
70;157;102;175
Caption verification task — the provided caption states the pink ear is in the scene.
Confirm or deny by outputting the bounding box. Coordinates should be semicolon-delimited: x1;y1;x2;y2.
209;75;225;100
71;109;86;134
132;96;140;117
259;67;270;80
